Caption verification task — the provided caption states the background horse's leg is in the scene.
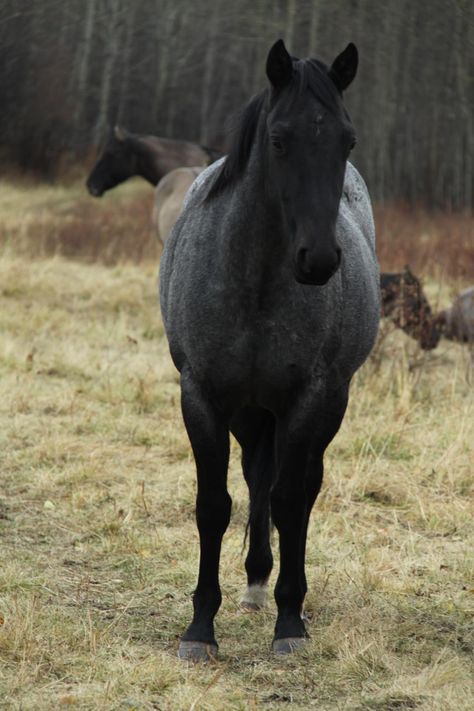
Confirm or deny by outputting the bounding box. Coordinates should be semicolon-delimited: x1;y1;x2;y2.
178;368;231;662
231;408;275;610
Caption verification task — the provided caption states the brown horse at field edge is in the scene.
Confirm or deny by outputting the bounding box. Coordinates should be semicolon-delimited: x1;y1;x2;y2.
86;126;220;197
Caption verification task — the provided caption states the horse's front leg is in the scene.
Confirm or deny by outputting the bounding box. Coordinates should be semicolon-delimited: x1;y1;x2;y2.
271;391;348;654
271;430;311;653
178;368;231;662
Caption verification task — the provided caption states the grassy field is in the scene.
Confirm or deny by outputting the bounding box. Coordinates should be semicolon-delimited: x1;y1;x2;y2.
0;179;473;710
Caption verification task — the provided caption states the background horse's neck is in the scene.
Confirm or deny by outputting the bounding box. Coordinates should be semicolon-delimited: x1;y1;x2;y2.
129;136;163;185
136;137;165;185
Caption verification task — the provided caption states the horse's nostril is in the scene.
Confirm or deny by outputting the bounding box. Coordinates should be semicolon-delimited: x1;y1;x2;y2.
295;245;342;286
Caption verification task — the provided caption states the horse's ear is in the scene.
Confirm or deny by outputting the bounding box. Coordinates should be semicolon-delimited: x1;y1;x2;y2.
266;39;293;90
328;43;358;92
114;125;127;142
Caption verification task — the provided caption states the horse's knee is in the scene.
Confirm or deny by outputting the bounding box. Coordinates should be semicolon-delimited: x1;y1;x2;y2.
196;489;232;534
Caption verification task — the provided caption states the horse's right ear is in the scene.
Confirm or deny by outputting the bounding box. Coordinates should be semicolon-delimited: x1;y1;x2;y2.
328;43;358;92
266;39;293;90
114;125;127;142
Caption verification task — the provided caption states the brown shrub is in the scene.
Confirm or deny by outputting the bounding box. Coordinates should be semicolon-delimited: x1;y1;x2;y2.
375;203;473;280
0;179;471;279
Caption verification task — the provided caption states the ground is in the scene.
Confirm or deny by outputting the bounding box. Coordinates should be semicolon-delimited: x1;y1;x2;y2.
0;179;473;710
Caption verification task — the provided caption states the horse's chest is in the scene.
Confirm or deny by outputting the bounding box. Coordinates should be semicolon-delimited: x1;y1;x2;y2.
192;313;330;411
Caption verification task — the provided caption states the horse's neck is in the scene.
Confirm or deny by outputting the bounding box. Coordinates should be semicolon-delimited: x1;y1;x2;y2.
214;149;289;283
243;149;287;244
131;136;164;185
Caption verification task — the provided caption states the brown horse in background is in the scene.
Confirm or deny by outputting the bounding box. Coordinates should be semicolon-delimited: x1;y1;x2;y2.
435;286;474;343
152;166;204;245
86;126;220;197
380;267;441;350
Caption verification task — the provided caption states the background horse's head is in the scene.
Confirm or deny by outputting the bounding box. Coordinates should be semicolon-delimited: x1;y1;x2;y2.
86;126;136;197
380;267;441;350
265;40;358;285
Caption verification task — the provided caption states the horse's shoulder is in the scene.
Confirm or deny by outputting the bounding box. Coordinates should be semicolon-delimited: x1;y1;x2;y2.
342;162;370;203
340;162;375;248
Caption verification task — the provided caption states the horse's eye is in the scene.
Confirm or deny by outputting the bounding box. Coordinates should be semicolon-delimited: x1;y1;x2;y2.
271;137;285;155
349;137;357;151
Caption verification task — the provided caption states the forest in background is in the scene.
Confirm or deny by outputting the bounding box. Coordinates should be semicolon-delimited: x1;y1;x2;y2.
0;0;472;209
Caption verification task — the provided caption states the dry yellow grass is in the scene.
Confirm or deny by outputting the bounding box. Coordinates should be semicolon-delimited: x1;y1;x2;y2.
0;181;473;710
0;177;157;264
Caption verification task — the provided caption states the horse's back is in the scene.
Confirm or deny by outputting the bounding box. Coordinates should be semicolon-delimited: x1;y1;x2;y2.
145;136;210;174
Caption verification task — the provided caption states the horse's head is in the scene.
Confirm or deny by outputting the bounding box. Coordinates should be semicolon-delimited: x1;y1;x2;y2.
86;126;136;197
381;267;441;350
265;40;358;286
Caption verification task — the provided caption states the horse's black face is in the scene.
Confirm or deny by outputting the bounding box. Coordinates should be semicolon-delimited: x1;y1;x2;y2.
86;128;135;197
265;41;358;286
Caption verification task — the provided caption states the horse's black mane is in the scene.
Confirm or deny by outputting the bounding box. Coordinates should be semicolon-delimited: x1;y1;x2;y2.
206;56;342;202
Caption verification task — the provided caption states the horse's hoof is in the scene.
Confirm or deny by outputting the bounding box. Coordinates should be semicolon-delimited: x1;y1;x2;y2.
239;600;263;612
178;641;218;662
240;584;268;612
272;637;306;655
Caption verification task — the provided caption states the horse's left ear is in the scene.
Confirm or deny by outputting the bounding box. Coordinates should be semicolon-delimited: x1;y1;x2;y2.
328;43;358;92
266;39;293;90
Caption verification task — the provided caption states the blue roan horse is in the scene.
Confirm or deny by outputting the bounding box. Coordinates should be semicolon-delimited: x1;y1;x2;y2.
160;40;380;660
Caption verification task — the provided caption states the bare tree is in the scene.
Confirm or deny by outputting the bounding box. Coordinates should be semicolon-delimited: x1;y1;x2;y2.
0;0;471;209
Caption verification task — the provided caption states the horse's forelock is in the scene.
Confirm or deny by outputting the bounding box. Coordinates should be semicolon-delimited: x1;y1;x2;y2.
297;58;343;113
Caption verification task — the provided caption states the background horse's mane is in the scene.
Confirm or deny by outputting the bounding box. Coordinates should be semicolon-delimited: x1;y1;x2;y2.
206;56;343;202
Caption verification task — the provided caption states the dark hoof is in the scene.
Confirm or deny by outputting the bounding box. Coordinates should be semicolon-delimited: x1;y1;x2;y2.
178;640;218;662
272;637;306;655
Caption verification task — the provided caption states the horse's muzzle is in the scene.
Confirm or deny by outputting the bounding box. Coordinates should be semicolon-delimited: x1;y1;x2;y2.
86;182;103;198
420;324;441;350
294;246;342;286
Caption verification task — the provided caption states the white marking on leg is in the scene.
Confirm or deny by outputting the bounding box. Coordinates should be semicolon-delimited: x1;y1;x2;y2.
241;583;268;609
